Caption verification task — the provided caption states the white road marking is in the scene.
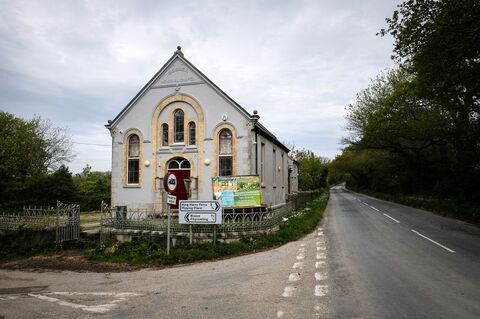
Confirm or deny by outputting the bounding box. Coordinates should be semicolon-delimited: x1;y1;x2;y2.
0;296;19;300
28;292;141;314
411;229;456;253
298;247;306;252
316;241;322;245
300;243;305;247
316;253;326;259
282;286;296;297
296;253;305;260
370;206;380;212
317;231;324;236
317;227;323;231
317;246;326;251
315;261;325;269
362;202;369;206
315;272;327;281
288;273;301;282
314;285;329;297
277;310;285;318
314;305;320;311
292;262;303;269
383;213;401;223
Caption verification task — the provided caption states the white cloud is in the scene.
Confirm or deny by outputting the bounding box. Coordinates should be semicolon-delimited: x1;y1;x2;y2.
0;0;399;172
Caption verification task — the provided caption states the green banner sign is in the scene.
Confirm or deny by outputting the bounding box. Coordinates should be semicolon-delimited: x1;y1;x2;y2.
212;176;262;208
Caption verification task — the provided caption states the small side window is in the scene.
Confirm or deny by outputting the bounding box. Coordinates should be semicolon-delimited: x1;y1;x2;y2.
218;129;233;176
174;109;184;143
188;122;196;145
127;134;140;184
162;123;169;146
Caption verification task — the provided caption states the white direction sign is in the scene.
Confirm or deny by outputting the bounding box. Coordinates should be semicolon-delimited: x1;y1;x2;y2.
167;194;177;205
179;200;222;224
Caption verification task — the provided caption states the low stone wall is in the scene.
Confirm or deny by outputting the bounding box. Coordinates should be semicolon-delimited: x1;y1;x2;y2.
102;190;321;243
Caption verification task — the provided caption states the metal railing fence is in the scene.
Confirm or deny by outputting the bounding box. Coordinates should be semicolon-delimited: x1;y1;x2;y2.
0;201;80;243
100;190;320;236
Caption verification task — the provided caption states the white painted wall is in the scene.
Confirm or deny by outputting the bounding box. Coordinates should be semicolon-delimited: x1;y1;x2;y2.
109;54;289;210
288;158;299;193
255;134;288;208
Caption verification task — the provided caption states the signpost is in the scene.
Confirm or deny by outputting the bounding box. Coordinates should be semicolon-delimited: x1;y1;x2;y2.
167;194;177;205
178;200;222;225
179;200;222;245
163;173;178;256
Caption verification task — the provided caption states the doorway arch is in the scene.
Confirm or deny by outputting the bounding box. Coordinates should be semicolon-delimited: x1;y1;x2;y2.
167;157;191;209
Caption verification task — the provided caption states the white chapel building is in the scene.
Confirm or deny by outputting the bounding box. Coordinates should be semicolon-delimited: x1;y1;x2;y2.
106;47;297;211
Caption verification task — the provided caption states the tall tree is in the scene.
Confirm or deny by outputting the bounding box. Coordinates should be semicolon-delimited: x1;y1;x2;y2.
0;111;75;209
74;164;111;211
380;0;480;199
292;149;329;190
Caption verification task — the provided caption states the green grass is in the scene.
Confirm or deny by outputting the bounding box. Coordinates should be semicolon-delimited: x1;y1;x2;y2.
80;211;102;224
352;188;479;223
85;190;329;266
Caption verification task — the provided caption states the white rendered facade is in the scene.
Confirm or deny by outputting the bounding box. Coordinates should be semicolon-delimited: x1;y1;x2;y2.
106;48;291;210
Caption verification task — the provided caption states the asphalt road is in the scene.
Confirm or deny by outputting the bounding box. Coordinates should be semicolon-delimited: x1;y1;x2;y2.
1;187;479;318
0;220;329;318
326;186;480;318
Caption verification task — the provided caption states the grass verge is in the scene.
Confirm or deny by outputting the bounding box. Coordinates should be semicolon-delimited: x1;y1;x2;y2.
352;188;479;224
80;211;102;224
85;190;329;266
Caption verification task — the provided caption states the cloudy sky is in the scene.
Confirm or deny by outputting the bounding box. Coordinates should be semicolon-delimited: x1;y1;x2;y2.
0;0;399;173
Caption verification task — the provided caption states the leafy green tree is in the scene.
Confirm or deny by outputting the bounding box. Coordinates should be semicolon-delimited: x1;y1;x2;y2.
344;69;413;145
293;149;329;190
379;0;480;200
74;164;111;211
340;67;463;196
25;165;78;207
335;0;479;202
0;111;75;210
0;112;46;181
329;147;409;193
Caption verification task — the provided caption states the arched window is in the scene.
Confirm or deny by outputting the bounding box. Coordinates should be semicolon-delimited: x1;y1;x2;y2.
174;109;184;143
188;122;196;145
162;123;169;146
127;134;140;184
218;129;232;176
168;158;191;169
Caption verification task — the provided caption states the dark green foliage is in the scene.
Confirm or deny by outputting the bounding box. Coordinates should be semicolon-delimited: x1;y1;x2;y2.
74;164;111;211
26;165;79;207
0;229;56;261
379;0;480;201
0;112;46;209
0;230;97;261
333;0;480;214
85;191;329;266
0;112;111;211
293;149;329;190
0;112;75;210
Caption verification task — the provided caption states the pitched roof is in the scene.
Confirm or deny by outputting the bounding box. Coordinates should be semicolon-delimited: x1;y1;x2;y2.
105;47;289;152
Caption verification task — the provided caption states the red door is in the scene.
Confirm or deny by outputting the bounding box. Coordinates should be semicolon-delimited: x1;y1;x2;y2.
167;169;190;209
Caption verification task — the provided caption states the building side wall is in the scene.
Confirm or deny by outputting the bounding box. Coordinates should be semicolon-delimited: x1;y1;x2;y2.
289;161;299;193
255;135;288;208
